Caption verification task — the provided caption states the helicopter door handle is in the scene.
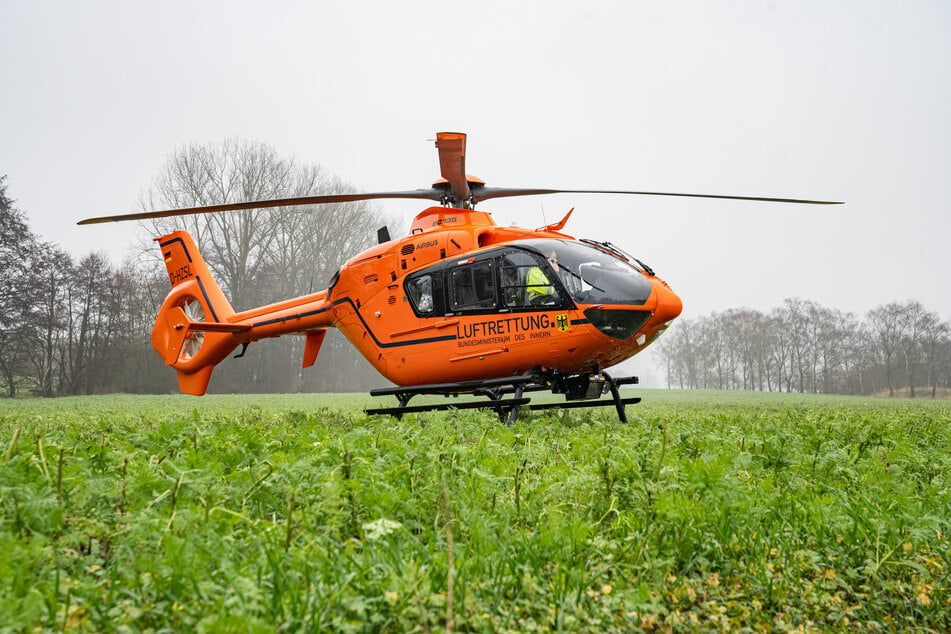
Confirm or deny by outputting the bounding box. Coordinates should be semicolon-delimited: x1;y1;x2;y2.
450;348;508;363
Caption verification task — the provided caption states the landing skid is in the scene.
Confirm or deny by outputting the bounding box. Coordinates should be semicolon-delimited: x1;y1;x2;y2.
366;371;639;425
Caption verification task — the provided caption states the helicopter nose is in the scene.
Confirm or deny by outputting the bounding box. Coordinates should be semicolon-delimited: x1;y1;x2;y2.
652;280;683;324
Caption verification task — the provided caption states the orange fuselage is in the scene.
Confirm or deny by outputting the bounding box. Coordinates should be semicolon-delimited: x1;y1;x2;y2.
152;206;682;394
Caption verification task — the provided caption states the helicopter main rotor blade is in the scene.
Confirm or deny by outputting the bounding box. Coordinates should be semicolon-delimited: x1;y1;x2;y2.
469;187;843;206
76;189;446;225
435;132;470;204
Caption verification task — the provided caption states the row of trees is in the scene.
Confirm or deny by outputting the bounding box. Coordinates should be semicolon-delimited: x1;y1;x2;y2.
0;140;396;397
654;298;951;397
0;177;163;397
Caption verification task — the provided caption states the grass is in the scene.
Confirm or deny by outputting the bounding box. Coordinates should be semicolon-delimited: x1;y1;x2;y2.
1;390;949;631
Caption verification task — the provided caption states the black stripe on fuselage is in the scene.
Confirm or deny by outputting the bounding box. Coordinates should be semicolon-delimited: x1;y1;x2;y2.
250;297;457;349
159;236;193;263
195;276;220;323
159;236;220;321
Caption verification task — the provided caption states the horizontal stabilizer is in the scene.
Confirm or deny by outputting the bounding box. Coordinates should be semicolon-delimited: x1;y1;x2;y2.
157;306;250;366
187;321;252;333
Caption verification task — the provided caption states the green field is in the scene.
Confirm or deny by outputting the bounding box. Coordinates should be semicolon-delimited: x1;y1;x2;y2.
1;391;949;632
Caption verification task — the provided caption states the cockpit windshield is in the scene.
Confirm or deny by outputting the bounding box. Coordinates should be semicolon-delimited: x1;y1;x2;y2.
518;239;652;306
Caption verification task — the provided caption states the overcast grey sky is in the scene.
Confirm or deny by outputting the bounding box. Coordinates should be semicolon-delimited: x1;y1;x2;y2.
3;0;950;324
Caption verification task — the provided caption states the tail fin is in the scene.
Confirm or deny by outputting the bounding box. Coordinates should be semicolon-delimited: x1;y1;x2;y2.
151;230;243;395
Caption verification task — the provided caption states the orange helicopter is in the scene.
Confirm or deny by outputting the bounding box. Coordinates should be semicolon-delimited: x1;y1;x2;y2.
79;132;840;423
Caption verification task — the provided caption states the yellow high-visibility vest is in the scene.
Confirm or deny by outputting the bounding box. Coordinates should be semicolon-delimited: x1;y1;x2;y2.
526;266;553;299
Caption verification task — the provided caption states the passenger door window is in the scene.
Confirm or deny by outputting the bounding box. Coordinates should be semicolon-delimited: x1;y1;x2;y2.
449;260;496;311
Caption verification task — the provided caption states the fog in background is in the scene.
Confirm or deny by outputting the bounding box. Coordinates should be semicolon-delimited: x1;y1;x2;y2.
3;2;949;386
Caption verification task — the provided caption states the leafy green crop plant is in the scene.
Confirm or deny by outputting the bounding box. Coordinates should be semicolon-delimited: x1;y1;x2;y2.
1;391;950;630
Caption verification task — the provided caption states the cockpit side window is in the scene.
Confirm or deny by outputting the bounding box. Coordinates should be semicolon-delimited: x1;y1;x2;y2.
500;251;564;308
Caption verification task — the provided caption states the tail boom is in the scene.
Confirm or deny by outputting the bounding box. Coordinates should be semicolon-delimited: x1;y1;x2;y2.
151;230;336;395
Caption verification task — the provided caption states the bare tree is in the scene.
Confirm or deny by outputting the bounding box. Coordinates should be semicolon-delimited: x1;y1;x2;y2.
138;139;397;392
0;177;41;397
896;300;939;397
921;317;950;398
776;298;815;393
29;243;73;395
866;302;906;397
